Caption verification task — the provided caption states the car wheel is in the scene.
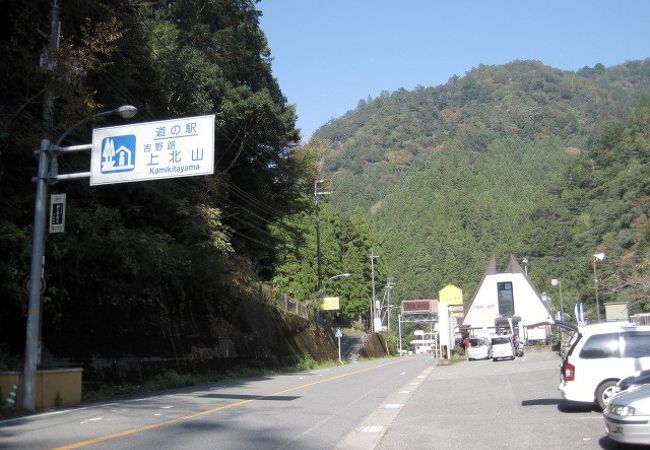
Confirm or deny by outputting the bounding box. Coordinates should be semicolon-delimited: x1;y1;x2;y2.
596;380;619;410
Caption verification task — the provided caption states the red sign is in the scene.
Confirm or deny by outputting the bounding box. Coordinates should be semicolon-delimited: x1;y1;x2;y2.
401;299;438;315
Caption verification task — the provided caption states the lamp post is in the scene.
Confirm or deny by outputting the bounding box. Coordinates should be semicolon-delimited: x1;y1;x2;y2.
551;279;564;321
522;257;529;276
323;273;351;296
551;278;564;347
320;273;350;325
23;105;137;411
593;252;605;322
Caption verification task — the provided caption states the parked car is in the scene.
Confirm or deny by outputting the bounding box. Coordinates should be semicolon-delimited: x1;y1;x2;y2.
604;383;650;445
466;337;492;361
491;335;515;361
559;321;650;410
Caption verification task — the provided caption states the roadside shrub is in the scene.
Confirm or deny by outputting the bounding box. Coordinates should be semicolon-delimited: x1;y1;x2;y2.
295;354;317;371
153;370;193;389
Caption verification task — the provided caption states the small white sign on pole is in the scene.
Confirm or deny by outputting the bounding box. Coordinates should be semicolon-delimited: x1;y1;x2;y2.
49;193;66;234
90;114;215;185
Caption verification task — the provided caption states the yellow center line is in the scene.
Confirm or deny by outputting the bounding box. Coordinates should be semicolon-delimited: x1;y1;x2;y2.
54;359;402;449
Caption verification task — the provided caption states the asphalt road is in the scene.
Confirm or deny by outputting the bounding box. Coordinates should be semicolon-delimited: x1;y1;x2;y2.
378;351;629;450
0;351;635;449
0;356;432;449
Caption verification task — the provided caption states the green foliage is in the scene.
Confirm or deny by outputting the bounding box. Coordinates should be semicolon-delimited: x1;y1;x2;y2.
524;102;650;318
271;201;385;326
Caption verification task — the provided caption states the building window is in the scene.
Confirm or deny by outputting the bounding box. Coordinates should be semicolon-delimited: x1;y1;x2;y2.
497;282;514;316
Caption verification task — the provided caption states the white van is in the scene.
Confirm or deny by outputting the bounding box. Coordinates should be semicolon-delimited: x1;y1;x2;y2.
466;337;492;361
559;321;650;409
491;335;515;361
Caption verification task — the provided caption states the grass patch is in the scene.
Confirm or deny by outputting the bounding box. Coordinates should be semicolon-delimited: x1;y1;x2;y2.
291;354;341;371
82;356;342;403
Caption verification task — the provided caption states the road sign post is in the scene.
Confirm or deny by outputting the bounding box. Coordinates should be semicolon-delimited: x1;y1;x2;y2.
23;113;215;411
335;328;343;365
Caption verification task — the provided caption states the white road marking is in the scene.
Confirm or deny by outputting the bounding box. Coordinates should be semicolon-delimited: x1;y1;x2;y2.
398;391;411;394
80;417;103;425
360;425;383;433
382;404;402;409
160;406;173;409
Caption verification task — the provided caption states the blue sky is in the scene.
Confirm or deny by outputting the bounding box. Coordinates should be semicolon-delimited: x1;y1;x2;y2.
258;1;650;142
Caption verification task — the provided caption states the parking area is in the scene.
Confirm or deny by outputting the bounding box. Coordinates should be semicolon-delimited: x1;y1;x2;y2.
378;351;634;450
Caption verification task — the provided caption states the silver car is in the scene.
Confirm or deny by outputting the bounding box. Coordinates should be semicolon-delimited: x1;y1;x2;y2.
604;383;650;445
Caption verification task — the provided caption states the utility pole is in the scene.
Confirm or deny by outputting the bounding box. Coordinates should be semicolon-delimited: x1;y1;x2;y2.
314;180;331;298
41;0;60;134
369;253;378;332
593;253;605;322
386;277;395;331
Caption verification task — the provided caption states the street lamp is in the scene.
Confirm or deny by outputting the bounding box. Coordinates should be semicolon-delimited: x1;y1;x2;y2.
522;257;529;276
322;273;351;296
23;105;138;411
328;273;351;281
593;252;605;322
55;105;138;146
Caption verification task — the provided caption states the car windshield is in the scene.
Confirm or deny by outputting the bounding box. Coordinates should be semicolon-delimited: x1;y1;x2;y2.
469;338;483;347
492;337;511;345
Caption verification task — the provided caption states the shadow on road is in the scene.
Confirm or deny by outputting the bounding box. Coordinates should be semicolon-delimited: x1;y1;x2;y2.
200;393;300;401
598;435;641;449
557;399;599;413
521;398;563;407
521;397;600;413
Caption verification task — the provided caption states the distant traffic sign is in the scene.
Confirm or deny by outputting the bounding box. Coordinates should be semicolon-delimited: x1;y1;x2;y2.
90;114;214;185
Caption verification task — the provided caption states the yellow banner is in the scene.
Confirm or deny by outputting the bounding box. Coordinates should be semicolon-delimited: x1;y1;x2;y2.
319;296;340;311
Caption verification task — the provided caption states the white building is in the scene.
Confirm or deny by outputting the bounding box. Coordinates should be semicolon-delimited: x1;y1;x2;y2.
462;255;551;341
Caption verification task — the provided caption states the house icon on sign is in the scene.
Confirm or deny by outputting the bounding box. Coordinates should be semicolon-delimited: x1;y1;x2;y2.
100;134;136;174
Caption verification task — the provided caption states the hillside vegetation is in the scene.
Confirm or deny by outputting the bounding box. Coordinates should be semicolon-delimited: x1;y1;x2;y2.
0;0;327;375
312;60;650;316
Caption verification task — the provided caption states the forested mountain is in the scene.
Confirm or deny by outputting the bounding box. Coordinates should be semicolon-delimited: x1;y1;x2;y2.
313;60;650;315
524;99;650;316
